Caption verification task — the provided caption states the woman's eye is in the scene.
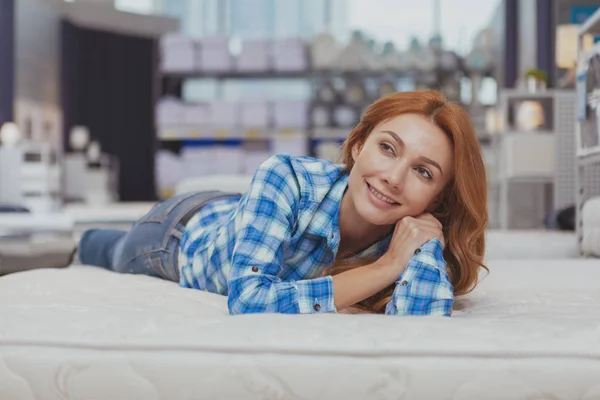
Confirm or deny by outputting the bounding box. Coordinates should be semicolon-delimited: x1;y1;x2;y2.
380;143;394;154
417;167;433;180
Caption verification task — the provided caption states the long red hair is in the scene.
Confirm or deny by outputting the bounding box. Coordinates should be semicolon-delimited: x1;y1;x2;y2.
324;90;488;313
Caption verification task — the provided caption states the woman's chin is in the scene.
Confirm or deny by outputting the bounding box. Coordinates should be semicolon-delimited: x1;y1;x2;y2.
357;205;402;227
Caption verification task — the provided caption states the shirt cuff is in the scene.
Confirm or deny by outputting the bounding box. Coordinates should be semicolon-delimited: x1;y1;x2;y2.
413;238;445;267
296;275;337;314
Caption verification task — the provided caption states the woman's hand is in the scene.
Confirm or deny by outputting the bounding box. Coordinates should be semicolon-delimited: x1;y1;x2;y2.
379;213;445;280
330;213;444;311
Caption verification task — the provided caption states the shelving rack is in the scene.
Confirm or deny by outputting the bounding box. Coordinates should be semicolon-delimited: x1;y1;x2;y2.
152;38;482;198
491;89;576;230
156;68;444;149
576;10;600;252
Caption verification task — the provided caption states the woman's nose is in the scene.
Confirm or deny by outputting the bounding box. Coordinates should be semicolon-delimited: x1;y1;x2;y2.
383;164;408;191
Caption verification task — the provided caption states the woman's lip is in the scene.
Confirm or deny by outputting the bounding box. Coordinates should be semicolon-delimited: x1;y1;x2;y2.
366;182;399;206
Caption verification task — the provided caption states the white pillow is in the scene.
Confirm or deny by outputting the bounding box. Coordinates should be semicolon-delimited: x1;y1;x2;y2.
582;196;600;257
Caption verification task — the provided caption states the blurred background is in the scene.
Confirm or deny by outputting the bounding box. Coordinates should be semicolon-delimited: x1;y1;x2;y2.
1;0;600;254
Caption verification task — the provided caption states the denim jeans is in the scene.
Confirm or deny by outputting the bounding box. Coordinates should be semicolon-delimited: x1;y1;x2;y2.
77;191;240;281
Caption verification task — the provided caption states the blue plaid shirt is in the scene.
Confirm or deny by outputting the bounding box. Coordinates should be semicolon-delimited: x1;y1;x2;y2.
179;154;454;316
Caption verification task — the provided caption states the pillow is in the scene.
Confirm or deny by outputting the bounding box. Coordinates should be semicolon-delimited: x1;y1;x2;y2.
582;196;600;257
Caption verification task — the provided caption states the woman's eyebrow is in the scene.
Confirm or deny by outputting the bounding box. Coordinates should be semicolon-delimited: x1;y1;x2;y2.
381;130;444;175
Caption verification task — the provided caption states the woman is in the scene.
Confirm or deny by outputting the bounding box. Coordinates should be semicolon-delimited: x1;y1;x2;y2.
78;90;488;316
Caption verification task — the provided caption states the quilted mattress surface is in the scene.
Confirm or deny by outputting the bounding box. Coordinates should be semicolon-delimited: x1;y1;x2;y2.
1;260;600;400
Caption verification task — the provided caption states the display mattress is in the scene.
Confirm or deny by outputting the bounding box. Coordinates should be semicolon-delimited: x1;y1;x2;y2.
1;258;600;399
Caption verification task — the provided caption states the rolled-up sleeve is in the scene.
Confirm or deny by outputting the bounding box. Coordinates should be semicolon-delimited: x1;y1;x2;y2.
227;155;337;315
385;239;454;317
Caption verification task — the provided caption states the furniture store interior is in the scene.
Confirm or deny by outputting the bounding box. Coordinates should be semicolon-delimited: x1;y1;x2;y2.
1;0;600;398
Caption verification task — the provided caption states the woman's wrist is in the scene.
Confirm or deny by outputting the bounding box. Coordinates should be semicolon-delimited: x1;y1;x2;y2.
372;254;409;285
332;259;398;310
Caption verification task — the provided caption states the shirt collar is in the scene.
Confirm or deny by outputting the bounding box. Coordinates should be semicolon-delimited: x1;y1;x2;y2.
321;173;392;258
358;233;393;258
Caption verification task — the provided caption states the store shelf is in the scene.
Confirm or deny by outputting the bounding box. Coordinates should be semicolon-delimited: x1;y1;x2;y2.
575;11;600;255
157;126;272;141
579;7;600;36
312;127;351;140
576;146;600;166
502;129;554;135
162;70;309;80
491;90;578;230
158;126;355;142
160;69;415;81
499;89;557;99
496;174;554;183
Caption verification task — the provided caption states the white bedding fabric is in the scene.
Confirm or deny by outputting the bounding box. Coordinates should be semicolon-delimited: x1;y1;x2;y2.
2;260;600;400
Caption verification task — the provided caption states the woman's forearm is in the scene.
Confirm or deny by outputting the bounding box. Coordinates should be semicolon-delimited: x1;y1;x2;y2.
331;257;402;311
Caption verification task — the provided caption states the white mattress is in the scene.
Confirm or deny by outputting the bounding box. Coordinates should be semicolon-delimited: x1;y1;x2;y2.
485;230;578;259
63;202;157;237
63;202;156;224
174;175;252;196
2;260;600;399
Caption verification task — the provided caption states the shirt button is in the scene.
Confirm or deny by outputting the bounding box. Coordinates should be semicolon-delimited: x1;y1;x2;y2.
251;266;259;272
401;280;408;286
313;304;321;312
414;248;421;255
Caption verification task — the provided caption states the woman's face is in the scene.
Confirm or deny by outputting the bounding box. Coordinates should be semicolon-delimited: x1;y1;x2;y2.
347;113;455;227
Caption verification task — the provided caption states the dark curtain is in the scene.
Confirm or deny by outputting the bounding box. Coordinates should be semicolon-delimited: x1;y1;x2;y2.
536;0;555;87
504;0;518;88
0;0;14;125
61;21;157;201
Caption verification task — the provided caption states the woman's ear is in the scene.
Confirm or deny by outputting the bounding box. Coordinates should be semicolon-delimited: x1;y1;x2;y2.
427;190;448;215
426;197;442;213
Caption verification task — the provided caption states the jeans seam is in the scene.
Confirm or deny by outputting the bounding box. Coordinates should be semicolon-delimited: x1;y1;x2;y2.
157;192;202;221
116;247;167;272
160;192;239;249
136;192;201;224
149;254;170;280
